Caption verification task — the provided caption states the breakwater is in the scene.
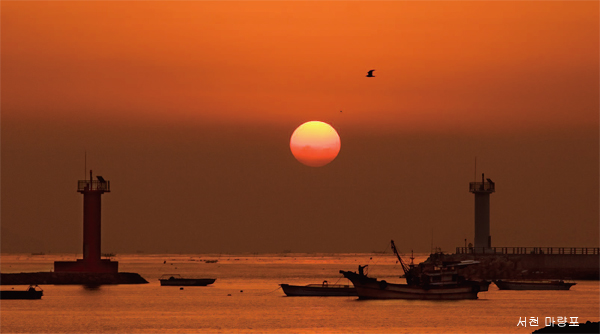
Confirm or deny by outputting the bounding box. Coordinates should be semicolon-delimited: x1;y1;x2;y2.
1;272;148;285
424;251;599;280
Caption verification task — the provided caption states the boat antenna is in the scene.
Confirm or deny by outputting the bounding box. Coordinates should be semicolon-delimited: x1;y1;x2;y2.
430;228;434;254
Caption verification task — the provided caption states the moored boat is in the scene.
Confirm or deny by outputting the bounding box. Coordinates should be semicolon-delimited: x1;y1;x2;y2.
280;280;356;296
339;240;485;300
159;274;216;286
340;270;482;300
494;279;576;290
0;285;43;299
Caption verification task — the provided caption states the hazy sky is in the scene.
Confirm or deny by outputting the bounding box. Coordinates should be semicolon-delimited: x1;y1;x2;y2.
2;1;598;254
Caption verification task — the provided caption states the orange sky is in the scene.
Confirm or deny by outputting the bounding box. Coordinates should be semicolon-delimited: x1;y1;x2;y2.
3;1;597;132
2;1;598;254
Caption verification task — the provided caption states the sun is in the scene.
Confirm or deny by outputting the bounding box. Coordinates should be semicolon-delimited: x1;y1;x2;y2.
290;121;341;167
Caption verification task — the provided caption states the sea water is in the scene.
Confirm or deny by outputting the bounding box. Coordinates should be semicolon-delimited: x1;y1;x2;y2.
1;253;598;333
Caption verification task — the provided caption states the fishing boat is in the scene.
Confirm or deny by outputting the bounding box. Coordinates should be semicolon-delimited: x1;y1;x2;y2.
340;240;485;300
159;274;216;286
0;285;43;299
280;280;356;296
494;279;576;290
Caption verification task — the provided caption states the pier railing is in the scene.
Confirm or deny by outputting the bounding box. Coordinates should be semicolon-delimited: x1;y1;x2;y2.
455;247;599;255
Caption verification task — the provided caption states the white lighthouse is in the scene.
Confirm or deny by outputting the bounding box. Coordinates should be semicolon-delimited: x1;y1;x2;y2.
469;173;495;252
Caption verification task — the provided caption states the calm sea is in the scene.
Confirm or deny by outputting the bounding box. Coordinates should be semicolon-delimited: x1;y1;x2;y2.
1;253;598;334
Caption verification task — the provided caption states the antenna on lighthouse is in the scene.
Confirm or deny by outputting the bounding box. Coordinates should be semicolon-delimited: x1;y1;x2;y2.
474;156;477;183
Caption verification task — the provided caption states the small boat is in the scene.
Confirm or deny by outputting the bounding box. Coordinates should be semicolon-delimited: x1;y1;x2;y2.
280;280;357;297
339;240;484;300
494;279;576;290
0;285;43;299
159;274;216;286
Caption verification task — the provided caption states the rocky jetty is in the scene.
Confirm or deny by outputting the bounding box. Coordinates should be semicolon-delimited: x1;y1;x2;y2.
1;272;148;285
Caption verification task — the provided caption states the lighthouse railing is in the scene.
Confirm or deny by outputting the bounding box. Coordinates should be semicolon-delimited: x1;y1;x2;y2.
469;182;495;192
78;180;110;192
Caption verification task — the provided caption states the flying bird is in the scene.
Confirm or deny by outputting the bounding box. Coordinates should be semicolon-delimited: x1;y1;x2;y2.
366;70;375;77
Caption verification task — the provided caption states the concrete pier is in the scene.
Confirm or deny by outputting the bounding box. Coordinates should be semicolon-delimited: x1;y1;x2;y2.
1;272;148;285
427;251;599;280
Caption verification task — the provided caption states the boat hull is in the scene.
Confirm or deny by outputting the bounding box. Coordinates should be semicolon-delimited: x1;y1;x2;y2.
159;278;216;286
340;271;480;300
478;281;491;292
280;284;356;297
494;280;576;290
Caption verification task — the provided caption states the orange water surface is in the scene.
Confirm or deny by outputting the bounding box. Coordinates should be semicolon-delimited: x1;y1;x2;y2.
1;254;598;333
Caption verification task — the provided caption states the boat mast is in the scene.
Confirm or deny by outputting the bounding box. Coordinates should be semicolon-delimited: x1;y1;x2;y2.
390;240;410;277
